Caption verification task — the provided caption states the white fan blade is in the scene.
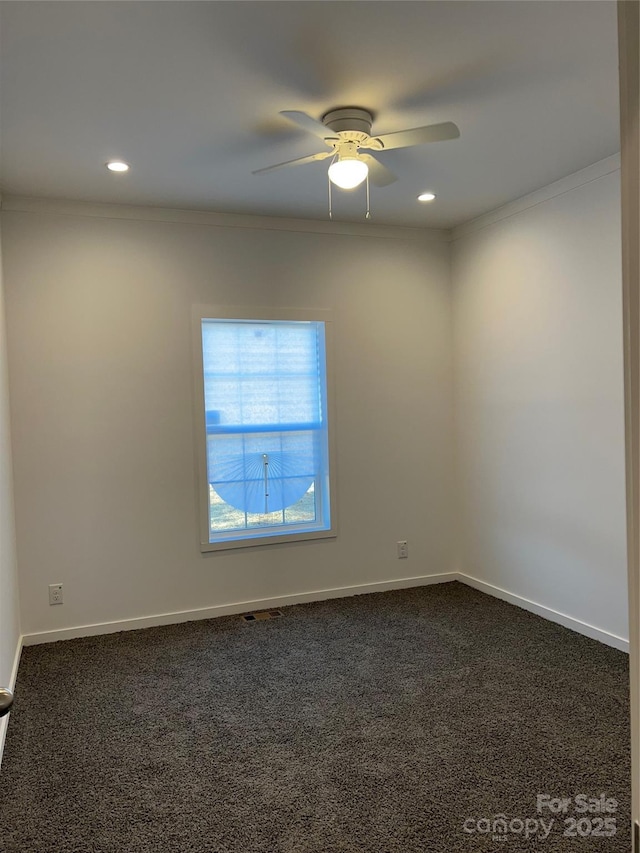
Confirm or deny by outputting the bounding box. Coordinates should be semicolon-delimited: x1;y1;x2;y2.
280;110;338;143
360;154;397;187
252;150;333;175
374;121;460;151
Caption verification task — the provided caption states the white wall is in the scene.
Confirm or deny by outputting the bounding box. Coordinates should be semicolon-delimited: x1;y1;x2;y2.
0;221;22;755
0;207;454;638
1;160;629;649
452;161;628;644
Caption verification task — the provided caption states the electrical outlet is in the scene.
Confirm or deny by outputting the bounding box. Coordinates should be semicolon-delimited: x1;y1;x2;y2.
397;540;408;559
48;583;63;605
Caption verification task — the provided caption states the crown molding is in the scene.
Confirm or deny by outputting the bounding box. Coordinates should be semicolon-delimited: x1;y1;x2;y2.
451;153;621;242
1;154;621;246
0;195;449;244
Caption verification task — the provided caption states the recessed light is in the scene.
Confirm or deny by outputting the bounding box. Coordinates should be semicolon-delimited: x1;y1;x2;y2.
106;161;130;172
417;192;436;202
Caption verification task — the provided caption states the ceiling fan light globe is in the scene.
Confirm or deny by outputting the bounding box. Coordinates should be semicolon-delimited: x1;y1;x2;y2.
328;158;368;190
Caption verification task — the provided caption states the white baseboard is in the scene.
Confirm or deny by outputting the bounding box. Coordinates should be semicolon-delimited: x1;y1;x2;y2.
457;572;629;653
21;572;458;646
0;634;23;769
19;570;630;652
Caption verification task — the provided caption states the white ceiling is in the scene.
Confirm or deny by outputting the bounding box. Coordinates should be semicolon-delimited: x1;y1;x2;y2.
0;1;620;229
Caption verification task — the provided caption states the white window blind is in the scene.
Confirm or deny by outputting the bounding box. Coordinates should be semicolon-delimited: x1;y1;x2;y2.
199;316;333;548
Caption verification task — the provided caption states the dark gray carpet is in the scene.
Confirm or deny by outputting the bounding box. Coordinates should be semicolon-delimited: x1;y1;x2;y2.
0;582;630;852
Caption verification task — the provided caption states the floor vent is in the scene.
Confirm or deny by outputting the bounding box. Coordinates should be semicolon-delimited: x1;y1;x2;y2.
242;610;283;623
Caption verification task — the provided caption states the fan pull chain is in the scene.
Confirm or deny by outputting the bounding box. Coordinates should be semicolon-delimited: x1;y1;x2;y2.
327;151;339;220
263;454;269;514
366;172;371;220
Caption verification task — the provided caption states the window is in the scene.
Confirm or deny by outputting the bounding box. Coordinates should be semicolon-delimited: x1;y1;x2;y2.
193;307;336;551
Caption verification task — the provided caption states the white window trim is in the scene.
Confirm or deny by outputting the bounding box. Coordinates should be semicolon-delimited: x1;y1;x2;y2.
192;304;338;552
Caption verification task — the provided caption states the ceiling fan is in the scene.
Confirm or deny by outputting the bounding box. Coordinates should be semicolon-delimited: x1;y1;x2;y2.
253;107;460;190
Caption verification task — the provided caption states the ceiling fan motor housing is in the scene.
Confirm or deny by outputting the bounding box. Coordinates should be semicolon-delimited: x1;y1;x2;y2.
323;107;374;137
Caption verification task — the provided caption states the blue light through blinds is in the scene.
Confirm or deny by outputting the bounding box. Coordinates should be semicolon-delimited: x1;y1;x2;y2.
201;319;330;537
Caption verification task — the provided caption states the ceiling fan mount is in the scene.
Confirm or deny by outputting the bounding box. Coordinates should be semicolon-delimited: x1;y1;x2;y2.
323;106;371;136
320;108;384;152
